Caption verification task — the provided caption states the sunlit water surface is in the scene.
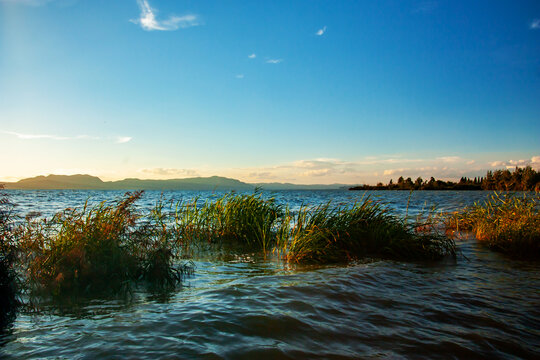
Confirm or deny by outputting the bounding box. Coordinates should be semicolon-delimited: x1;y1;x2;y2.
1;190;539;359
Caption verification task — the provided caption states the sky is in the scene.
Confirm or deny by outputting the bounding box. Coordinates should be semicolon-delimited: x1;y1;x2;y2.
0;0;539;184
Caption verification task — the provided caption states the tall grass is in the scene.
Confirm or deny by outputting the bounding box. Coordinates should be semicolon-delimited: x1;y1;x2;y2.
446;192;540;259
276;199;456;264
171;192;284;254
169;192;455;264
0;186;18;328
3;190;459;297
18;191;189;295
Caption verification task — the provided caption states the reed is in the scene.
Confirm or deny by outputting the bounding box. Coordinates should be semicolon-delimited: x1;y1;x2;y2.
18;191;188;295
7;191;459;297
0;187;18;328
277;198;456;264
445;192;540;259
171;192;284;253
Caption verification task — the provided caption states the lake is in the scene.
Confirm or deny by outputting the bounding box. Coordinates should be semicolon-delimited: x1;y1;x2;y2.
1;190;539;359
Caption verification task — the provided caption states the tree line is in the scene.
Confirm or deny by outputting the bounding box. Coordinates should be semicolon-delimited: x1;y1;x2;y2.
350;166;540;191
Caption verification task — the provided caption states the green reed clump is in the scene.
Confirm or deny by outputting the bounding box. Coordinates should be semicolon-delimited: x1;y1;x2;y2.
19;191;186;294
6;190;460;298
172;192;284;253
0;187;19;328
445;192;540;259
277;198;456;264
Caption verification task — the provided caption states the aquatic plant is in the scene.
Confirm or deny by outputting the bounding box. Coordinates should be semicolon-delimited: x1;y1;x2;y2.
18;191;187;295
8;190;460;297
134;198;194;288
0;186;19;328
172;192;284;253
159;192;455;264
445;192;540;259
277;199;456;264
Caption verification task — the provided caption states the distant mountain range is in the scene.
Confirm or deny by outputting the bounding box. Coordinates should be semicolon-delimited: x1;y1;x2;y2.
1;174;351;191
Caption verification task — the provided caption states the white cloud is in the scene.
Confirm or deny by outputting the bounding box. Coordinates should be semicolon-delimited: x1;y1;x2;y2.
316;26;327;36
131;0;200;31
489;161;505;167
302;169;331;177
437;156;461;163
248;171;275;180
235;74;244;79
509;159;528;166
115;136;132;144
139;168;199;177
530;19;540;29
1;130;99;141
489;155;540;170
1;130;133;144
383;168;407;176
213;154;540;185
248;53;256;59
266;59;283;64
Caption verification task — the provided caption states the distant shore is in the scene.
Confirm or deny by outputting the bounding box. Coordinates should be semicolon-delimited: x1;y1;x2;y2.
350;166;540;192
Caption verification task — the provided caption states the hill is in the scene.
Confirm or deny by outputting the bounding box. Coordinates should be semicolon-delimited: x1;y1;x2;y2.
3;174;254;191
1;174;350;191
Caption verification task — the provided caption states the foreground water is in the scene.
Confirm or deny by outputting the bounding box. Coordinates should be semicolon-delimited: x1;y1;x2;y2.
2;190;539;359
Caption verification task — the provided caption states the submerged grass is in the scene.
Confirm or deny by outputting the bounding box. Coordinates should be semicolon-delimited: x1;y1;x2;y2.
446;192;540;259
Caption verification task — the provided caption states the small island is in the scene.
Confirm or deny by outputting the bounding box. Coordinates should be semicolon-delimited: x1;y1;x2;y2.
350;166;540;191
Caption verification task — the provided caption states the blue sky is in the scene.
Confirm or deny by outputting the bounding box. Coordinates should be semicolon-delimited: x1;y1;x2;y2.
1;0;539;184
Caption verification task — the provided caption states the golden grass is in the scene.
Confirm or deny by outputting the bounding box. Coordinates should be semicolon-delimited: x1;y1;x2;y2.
445;192;540;259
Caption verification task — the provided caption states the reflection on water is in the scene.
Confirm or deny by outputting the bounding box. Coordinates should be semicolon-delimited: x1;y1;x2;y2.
1;190;539;359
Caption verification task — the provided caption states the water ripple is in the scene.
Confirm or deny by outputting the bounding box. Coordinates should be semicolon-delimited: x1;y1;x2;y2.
1;191;539;358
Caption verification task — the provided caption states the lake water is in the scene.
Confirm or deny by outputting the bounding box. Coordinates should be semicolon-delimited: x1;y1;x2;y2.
1;190;539;359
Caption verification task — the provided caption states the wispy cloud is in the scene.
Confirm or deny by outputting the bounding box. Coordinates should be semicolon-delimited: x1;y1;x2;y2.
316;26;327;36
248;53;256;59
266;59;283;64
1;130;98;141
437;156;461;163
235;74;244;79
1;130;132;144
139;168;199;178
303;169;331;177
131;0;200;31
531;19;540;30
383;168;407;176
115;136;132;144
223;154;523;185
186;154;538;185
